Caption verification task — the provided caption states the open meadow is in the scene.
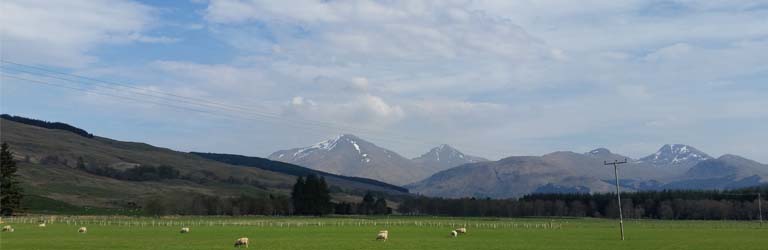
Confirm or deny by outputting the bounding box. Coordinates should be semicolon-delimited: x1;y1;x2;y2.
0;216;765;250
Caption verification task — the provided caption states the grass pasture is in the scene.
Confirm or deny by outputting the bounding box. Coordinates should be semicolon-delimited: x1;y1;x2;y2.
0;216;765;250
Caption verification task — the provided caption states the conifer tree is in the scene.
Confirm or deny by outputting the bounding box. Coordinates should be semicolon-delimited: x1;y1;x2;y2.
291;176;306;214
1;143;23;216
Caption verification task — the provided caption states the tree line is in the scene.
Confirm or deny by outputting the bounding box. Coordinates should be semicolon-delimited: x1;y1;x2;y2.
143;193;293;216
397;189;766;220
1;114;93;138
140;174;391;216
77;160;181;181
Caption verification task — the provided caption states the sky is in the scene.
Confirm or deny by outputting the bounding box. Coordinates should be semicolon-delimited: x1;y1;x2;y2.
1;0;767;162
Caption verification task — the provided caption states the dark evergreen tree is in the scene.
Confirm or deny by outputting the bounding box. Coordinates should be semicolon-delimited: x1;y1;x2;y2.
1;143;23;216
315;176;332;215
374;197;390;215
290;174;332;215
360;192;376;215
291;176;306;214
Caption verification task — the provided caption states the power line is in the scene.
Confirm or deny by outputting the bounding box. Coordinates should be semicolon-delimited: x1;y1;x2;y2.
0;64;506;157
2;73;456;152
0;64;439;148
0;61;404;138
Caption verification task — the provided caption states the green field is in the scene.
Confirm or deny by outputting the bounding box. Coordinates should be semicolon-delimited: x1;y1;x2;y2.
1;216;765;250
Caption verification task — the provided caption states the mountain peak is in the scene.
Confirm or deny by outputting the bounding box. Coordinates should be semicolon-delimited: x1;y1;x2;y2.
420;144;466;161
268;134;426;185
586;148;611;156
639;144;711;167
413;144;488;173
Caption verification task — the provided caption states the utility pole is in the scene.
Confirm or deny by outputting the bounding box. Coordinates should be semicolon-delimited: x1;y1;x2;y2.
759;193;763;225
605;159;628;240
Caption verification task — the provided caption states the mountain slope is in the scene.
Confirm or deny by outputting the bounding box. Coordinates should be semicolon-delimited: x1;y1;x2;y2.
662;154;768;190
406;154;616;198
268;134;429;185
408;147;767;198
412;144;488;174
192;152;408;194
0;117;407;210
638;144;711;168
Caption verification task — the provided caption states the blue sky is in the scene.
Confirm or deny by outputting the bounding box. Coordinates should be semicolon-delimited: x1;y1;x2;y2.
1;0;767;162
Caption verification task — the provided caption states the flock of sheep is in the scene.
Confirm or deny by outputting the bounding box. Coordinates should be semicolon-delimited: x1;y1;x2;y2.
2;223;468;248
376;227;467;241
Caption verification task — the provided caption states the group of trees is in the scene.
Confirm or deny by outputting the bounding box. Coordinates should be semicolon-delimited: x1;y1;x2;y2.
397;190;766;220
1;114;93;138
143;193;292;216
141;174;391;216
78;161;181;182
334;192;390;215
291;175;333;215
1;143;24;216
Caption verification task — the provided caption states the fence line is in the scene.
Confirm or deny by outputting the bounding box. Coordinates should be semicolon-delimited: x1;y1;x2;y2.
2;216;568;230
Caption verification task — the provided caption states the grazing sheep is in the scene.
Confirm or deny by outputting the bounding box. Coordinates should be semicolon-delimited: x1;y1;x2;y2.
2;225;13;232
234;237;249;248
455;227;467;234
450;230;458;238
376;230;388;241
180;227;190;233
39;223;46;227
78;227;87;233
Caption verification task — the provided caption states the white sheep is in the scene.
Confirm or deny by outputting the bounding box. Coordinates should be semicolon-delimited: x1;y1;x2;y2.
39;223;46;227
450;230;458;238
234;237;249;248
455;227;467;234
2;225;13;232
78;227;87;233
180;227;190;233
376;230;388;241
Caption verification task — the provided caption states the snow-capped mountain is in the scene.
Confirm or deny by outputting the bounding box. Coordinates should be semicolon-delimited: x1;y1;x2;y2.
412;144;488;173
268;134;428;185
584;148;631;162
638;144;711;168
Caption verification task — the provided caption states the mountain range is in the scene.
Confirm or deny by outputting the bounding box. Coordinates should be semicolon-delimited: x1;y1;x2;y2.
268;134;767;198
408;145;768;198
3;114;766;206
268;134;486;185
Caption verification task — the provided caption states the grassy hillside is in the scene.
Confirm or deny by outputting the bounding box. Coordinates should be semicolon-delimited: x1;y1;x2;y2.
0;118;406;213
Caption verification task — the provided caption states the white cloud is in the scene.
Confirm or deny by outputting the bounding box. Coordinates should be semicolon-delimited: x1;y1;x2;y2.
643;43;692;62
6;1;767;162
192;0;768;160
0;0;161;67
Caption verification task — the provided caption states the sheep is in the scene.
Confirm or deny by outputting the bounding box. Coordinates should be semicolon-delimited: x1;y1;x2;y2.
78;227;87;233
376;230;388;241
450;230;458;238
39;223;46;227
234;237;249;248
180;227;190;233
2;225;13;232
455;227;467;234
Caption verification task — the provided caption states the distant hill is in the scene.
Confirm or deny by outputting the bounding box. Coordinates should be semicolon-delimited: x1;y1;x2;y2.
0;116;408;212
637;144;711;168
412;144;488;174
661;154;768;190
268;134;488;186
192;152;408;194
1;114;93;138
268;134;430;185
408;147;767;198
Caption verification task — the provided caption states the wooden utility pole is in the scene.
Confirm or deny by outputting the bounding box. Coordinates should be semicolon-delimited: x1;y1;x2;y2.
759;193;763;225
605;159;628;240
